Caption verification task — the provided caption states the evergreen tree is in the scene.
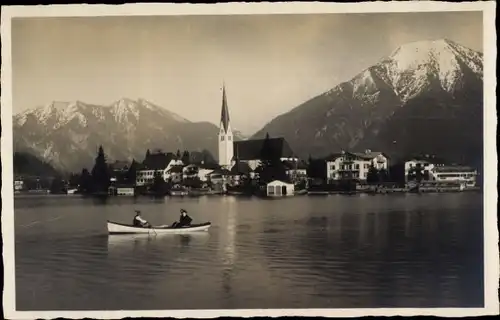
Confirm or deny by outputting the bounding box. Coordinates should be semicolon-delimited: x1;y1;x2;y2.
182;150;191;164
176;149;182;159
151;171;167;195
307;156;327;180
79;168;92;193
145;149;151;162
366;164;380;184
126;159;138;184
91;145;110;193
378;168;390;182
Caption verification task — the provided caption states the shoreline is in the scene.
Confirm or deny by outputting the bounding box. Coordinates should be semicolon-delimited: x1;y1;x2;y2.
14;187;482;198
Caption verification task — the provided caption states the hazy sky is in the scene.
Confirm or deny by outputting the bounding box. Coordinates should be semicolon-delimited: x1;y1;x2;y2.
12;11;483;134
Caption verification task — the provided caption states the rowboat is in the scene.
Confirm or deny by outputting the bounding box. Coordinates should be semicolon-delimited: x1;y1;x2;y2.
107;220;211;235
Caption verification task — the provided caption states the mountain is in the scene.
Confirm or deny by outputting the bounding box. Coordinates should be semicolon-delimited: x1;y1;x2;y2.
13;98;245;172
252;39;483;165
13;151;60;177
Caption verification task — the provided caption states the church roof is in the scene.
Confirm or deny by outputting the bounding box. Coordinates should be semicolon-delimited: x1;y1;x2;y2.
220;85;230;133
141;152;176;170
232;137;295;161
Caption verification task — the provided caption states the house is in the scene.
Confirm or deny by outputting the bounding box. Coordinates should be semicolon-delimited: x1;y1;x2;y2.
282;160;308;181
227;161;253;185
166;165;184;183
14;179;24;192
217;84;298;170
197;163;218;182
402;154;453;182
136;151;183;186
325;150;389;182
208;168;231;185
108;184;135;196
182;164;199;180
266;180;295;197
430;165;478;188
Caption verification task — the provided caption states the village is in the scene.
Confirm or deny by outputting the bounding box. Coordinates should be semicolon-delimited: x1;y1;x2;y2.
13;86;480;198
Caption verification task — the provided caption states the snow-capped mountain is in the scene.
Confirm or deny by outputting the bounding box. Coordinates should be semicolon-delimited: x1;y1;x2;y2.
252;39;483;165
13;98;244;172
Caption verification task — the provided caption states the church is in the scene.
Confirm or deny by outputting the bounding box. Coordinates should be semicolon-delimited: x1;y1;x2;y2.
217;85;298;172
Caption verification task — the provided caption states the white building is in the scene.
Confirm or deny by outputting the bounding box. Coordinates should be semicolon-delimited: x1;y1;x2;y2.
218;85;234;168
430;166;478;188
266;180;295;197
136;152;184;186
325;150;389;181
404;159;436;182
217;84;298;171
116;187;135;196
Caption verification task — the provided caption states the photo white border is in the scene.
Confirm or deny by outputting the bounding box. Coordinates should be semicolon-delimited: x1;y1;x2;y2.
1;1;498;319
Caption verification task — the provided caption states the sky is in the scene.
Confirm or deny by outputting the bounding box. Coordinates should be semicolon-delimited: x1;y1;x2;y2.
11;11;483;135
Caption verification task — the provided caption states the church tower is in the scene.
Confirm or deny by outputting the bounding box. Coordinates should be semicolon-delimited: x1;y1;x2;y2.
218;84;234;168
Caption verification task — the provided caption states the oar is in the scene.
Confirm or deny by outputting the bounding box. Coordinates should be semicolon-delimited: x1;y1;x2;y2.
149;224;157;236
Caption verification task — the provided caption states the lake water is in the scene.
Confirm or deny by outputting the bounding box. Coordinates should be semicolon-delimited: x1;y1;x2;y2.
13;193;484;310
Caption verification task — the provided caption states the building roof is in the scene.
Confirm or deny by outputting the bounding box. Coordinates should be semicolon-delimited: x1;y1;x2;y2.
167;165;184;173
110;160;130;171
267;180;294;186
282;160;308;170
233;137;295;161
220;85;230;133
197;162;220;170
229;162;253;175
324;153;344;161
210;168;231;175
349;151;385;160
142;152;176;170
433;166;476;173
403;154;449;165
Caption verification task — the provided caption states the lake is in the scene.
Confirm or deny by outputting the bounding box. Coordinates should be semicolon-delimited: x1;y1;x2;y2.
13;193;484;310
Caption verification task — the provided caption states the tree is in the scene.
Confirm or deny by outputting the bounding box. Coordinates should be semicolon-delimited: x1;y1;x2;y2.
78;168;92;194
366;164;380;184
176;149;182;159
307;156;327;180
256;133;288;184
50;176;66;194
126;159;138;184
145;149;151;159
388;163;405;185
378;168;390;182
91;145;110;194
151;171;167;195
182;150;191;165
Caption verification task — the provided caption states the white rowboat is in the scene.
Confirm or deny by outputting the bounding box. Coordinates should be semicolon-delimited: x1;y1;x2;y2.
107;220;211;235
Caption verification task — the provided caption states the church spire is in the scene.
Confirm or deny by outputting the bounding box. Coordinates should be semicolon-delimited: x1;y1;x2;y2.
220;83;230;133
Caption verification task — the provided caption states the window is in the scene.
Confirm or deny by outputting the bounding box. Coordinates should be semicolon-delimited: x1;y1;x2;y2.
355;164;359;170
221;136;225;141
228;136;232;141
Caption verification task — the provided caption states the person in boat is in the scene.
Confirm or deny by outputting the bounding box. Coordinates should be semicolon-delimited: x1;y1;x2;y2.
133;210;151;228
172;209;193;228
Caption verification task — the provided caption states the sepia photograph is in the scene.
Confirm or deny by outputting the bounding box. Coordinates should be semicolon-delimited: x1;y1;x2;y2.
1;2;498;319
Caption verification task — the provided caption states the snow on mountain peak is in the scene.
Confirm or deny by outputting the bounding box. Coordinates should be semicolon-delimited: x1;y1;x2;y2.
380;38;482;101
110;98;141;123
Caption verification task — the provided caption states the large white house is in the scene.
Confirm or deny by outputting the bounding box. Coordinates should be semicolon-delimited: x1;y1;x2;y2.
217;85;298;171
430;166;478;188
325;150;389;182
136;152;184;186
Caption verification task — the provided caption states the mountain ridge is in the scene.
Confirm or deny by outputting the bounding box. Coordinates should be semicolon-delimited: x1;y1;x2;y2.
14;98;246;172
251;39;483;165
